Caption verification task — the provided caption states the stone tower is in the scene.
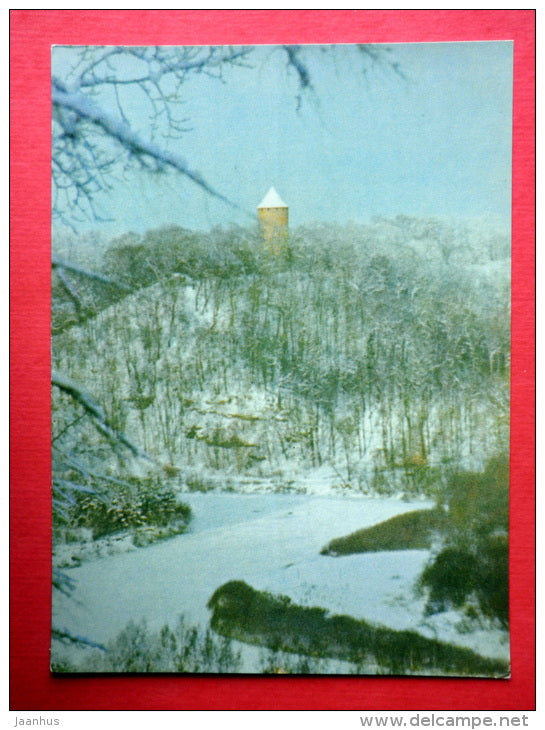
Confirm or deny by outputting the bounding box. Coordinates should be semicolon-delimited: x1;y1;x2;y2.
257;187;289;255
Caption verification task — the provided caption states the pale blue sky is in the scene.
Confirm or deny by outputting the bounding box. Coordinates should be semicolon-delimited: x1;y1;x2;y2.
53;42;513;236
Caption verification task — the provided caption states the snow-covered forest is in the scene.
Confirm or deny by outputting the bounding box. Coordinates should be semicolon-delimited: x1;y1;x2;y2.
53;217;509;488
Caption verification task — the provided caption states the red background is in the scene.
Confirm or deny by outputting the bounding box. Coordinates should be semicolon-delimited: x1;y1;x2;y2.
10;10;535;711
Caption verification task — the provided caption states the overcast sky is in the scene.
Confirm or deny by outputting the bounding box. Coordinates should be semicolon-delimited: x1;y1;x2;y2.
53;42;513;237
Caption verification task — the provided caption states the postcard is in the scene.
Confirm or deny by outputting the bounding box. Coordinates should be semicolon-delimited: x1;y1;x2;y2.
50;41;512;676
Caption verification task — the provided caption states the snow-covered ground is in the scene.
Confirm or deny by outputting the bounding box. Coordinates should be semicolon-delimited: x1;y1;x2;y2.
52;492;509;672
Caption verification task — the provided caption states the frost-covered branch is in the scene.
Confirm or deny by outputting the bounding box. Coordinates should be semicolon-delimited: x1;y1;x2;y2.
52;45;253;224
52;627;107;651
282;45;313;110
52;371;149;459
53;80;246;214
356;44;407;80
55;267;84;312
52;255;131;292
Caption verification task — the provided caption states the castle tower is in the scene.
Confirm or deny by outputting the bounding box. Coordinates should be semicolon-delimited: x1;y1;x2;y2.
257;187;289;255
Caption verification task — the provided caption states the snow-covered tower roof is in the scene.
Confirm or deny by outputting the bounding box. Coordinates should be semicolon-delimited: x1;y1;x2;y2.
257;187;289;255
258;186;287;209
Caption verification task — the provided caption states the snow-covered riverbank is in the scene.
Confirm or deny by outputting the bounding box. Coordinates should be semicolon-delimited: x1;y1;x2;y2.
52;492;509;671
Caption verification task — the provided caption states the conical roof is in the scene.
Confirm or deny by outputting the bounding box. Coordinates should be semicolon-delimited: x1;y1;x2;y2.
257;186;287;209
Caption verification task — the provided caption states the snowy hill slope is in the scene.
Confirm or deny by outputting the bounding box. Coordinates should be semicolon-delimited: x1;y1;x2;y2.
53;219;510;497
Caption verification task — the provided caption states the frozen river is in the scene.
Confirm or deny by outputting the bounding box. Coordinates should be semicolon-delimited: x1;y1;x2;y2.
52;492;508;669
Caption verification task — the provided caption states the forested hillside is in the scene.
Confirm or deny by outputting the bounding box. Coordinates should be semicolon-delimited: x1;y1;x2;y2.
52;216;510;498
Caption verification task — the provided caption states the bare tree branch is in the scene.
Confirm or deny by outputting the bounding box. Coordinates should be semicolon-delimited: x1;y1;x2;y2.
52;46;257;224
53;79;250;217
52;627;107;651
52;371;151;460
52;255;132;291
282;45;313;110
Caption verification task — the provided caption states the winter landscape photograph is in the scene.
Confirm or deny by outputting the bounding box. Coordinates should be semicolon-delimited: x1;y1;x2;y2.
51;42;512;676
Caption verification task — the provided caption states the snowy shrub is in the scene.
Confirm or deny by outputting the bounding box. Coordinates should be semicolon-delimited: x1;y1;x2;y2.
420;537;508;628
74;616;241;673
208;580;508;676
419;457;509;626
420;547;479;613
321;508;447;556
475;534;508;627
442;456;509;537
258;648;331;674
66;477;191;540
